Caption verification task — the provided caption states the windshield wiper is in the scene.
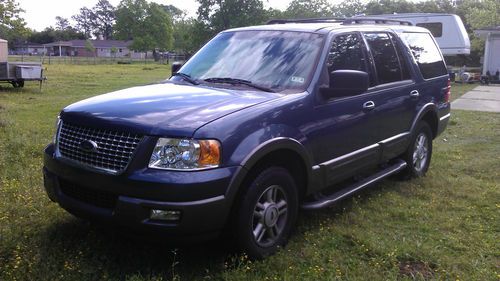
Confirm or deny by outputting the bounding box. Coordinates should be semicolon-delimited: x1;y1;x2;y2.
203;77;275;93
171;72;200;85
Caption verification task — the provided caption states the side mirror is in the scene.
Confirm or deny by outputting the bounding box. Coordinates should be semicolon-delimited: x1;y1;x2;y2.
320;70;369;99
171;62;183;74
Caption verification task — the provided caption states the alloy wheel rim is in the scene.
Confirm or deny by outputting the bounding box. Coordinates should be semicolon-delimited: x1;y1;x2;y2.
412;133;428;172
252;185;288;247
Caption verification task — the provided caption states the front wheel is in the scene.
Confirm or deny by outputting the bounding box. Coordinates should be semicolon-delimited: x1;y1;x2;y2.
234;167;298;259
400;121;433;178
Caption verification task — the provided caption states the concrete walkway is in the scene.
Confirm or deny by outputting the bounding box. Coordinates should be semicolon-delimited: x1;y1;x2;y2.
452;85;500;113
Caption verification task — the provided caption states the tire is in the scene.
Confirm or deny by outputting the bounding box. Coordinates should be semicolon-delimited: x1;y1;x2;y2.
11;80;24;88
400;121;433;179
234;166;299;259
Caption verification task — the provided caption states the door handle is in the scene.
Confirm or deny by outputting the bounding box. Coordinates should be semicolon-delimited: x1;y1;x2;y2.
410;90;420;98
363;101;375;110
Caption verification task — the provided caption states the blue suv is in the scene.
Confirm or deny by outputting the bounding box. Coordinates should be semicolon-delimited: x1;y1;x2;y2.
43;18;451;258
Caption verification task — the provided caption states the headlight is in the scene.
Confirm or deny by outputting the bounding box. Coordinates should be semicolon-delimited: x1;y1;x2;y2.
149;138;221;170
52;116;61;144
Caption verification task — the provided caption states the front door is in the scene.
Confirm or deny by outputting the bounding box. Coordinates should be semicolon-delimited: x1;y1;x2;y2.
308;32;381;186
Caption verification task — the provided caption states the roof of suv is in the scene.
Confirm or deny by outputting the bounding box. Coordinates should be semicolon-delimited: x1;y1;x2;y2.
225;21;429;35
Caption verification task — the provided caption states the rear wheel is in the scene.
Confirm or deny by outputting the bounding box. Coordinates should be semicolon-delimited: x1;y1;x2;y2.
11;80;24;88
400;121;433;178
234;167;298;259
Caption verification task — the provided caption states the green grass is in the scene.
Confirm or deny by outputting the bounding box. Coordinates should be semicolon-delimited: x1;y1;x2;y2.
7;55;170;65
0;66;498;281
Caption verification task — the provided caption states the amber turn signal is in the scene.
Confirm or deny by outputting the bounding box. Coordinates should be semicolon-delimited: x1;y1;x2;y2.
198;140;221;167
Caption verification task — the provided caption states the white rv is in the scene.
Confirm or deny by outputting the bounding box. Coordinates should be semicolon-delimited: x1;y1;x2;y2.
358;13;471;56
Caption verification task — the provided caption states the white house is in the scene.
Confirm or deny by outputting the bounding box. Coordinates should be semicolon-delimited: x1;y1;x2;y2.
44;40;147;59
475;26;500;76
11;42;46;55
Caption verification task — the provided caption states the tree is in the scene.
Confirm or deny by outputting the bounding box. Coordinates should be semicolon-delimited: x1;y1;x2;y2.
114;0;148;40
264;8;285;21
0;0;29;46
0;0;25;30
453;0;500;65
72;1;115;40
197;0;266;32
416;0;455;14
55;16;71;30
110;46;117;59
115;0;173;53
458;0;499;30
172;18;207;55
91;0;115;39
284;0;333;18
85;39;96;56
162;4;184;22
364;0;417;15
28;27;85;44
72;7;94;39
332;0;365;17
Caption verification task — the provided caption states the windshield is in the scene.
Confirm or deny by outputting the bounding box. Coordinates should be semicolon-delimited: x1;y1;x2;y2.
175;30;324;93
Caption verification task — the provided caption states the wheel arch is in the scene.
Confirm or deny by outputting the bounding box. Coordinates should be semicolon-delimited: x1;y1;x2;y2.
240;138;312;199
225;138;312;213
411;103;439;139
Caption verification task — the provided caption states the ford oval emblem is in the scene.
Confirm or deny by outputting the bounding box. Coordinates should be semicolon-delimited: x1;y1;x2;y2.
80;140;98;153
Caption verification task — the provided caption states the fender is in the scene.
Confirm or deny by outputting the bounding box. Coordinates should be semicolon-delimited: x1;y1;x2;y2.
224;135;316;205
241;137;313;171
410;102;438;134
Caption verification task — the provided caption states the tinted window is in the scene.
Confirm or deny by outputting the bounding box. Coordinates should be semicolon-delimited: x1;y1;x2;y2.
401;32;447;79
327;33;367;72
364;33;402;84
389;33;411;80
416;22;443;37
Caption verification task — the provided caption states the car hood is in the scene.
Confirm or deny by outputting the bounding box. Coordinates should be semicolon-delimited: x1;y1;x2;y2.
61;82;282;136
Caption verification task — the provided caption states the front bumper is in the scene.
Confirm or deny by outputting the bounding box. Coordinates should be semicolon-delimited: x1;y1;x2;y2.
43;143;241;237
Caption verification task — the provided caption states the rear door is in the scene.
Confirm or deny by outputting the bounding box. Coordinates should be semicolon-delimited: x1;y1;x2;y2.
360;31;417;160
400;32;450;127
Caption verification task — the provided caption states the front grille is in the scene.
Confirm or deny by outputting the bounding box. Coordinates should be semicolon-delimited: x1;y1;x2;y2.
57;121;142;173
59;179;117;209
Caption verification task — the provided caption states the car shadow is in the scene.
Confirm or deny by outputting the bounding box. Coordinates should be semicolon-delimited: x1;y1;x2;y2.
38;177;408;279
41;217;238;279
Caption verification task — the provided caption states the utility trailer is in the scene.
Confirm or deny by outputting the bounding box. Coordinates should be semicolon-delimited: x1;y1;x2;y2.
356;13;470;56
0;39;44;88
0;61;44;88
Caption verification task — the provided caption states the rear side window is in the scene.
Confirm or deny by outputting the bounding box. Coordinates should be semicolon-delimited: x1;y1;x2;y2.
401;32;447;79
363;32;402;84
388;33;411;81
416;22;443;37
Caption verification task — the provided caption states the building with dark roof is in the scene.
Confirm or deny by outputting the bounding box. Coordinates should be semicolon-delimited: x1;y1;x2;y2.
10;42;46;55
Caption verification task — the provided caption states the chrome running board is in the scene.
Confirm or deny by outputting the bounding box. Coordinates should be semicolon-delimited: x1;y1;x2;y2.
301;159;407;210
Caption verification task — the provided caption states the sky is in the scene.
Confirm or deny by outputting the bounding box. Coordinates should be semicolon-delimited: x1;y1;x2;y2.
19;0;295;31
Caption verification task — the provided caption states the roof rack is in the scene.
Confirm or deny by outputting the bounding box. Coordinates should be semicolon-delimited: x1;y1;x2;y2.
266;17;412;26
266;17;344;25
344;17;412;26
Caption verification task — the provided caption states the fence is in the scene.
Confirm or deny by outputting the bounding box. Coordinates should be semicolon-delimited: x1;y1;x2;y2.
8;54;188;65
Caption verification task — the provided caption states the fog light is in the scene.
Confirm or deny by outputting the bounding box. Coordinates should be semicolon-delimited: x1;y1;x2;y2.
150;209;181;221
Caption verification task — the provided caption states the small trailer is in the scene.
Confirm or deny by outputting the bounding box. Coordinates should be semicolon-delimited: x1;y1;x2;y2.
356;13;471;56
0;39;44;88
